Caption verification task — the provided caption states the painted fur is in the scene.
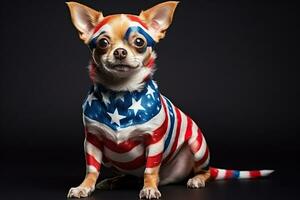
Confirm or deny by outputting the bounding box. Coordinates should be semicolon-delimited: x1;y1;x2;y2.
66;1;274;199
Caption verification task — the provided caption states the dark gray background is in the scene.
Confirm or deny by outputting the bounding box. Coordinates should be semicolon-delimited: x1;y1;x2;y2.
0;0;299;199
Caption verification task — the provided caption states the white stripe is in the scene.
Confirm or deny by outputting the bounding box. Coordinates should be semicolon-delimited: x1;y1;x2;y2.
260;170;274;176
86;165;99;173
194;137;207;161
188;121;198;145
239;171;250;179
216;169;226;180
91;24;112;40
145;166;160;174
103;144;144;163
147;140;165;157
85;139;103;163
177;110;188;147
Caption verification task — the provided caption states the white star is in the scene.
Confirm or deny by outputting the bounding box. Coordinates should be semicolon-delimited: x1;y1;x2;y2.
115;92;125;102
101;92;110;106
129;98;145;116
86;93;97;106
107;108;126;126
146;85;155;99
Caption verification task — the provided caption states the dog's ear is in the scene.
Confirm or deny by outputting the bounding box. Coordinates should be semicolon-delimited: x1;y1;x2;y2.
139;1;179;41
66;2;103;43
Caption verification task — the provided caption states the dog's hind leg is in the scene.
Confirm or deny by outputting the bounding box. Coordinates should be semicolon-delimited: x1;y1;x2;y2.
187;170;210;188
184;119;211;188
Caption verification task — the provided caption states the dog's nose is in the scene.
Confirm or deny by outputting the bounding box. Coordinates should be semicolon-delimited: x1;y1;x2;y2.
113;48;127;60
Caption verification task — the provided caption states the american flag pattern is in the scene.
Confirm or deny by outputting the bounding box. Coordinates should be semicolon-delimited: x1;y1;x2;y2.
82;78;274;181
209;168;274;180
81;14;273;182
82;79;211;178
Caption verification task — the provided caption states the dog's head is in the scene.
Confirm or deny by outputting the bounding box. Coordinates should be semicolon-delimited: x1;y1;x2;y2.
67;1;178;91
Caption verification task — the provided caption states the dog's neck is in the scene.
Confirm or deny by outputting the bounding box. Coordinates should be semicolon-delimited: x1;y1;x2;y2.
88;54;156;92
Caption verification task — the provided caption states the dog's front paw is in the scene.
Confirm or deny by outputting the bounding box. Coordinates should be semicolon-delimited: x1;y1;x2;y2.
187;177;206;188
67;186;94;198
139;187;161;199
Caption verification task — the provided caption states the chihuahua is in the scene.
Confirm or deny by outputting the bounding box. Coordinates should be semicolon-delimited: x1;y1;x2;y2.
66;1;273;199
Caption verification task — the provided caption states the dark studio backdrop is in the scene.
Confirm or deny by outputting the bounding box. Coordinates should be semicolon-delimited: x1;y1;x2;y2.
0;0;299;199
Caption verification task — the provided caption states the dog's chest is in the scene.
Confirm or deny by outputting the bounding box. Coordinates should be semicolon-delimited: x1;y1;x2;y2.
82;80;163;139
82;79;200;178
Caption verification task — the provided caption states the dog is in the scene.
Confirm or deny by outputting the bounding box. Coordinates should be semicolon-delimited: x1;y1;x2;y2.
66;1;274;199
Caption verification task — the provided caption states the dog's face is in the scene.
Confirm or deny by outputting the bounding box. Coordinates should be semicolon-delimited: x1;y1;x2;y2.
67;1;178;84
88;14;156;78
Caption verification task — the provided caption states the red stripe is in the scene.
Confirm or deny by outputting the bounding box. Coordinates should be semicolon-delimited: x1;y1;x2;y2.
106;154;145;170
163;107;182;163
225;170;234;179
195;146;209;167
209;167;219;179
126;15;148;29
142;57;156;81
86;129;140;154
146;153;163;168
250;170;261;178
93;16;113;34
86;153;101;170
144;96;168;146
102;137;141;153
145;57;155;68
184;117;193;141
86;131;102;150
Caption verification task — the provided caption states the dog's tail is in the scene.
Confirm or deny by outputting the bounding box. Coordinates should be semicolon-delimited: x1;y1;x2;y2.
209;167;274;180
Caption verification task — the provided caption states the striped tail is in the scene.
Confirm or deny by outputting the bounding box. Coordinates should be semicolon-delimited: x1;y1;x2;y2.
209;167;274;180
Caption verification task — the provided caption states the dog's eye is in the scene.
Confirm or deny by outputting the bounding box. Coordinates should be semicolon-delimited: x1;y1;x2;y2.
98;38;110;49
134;38;145;48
